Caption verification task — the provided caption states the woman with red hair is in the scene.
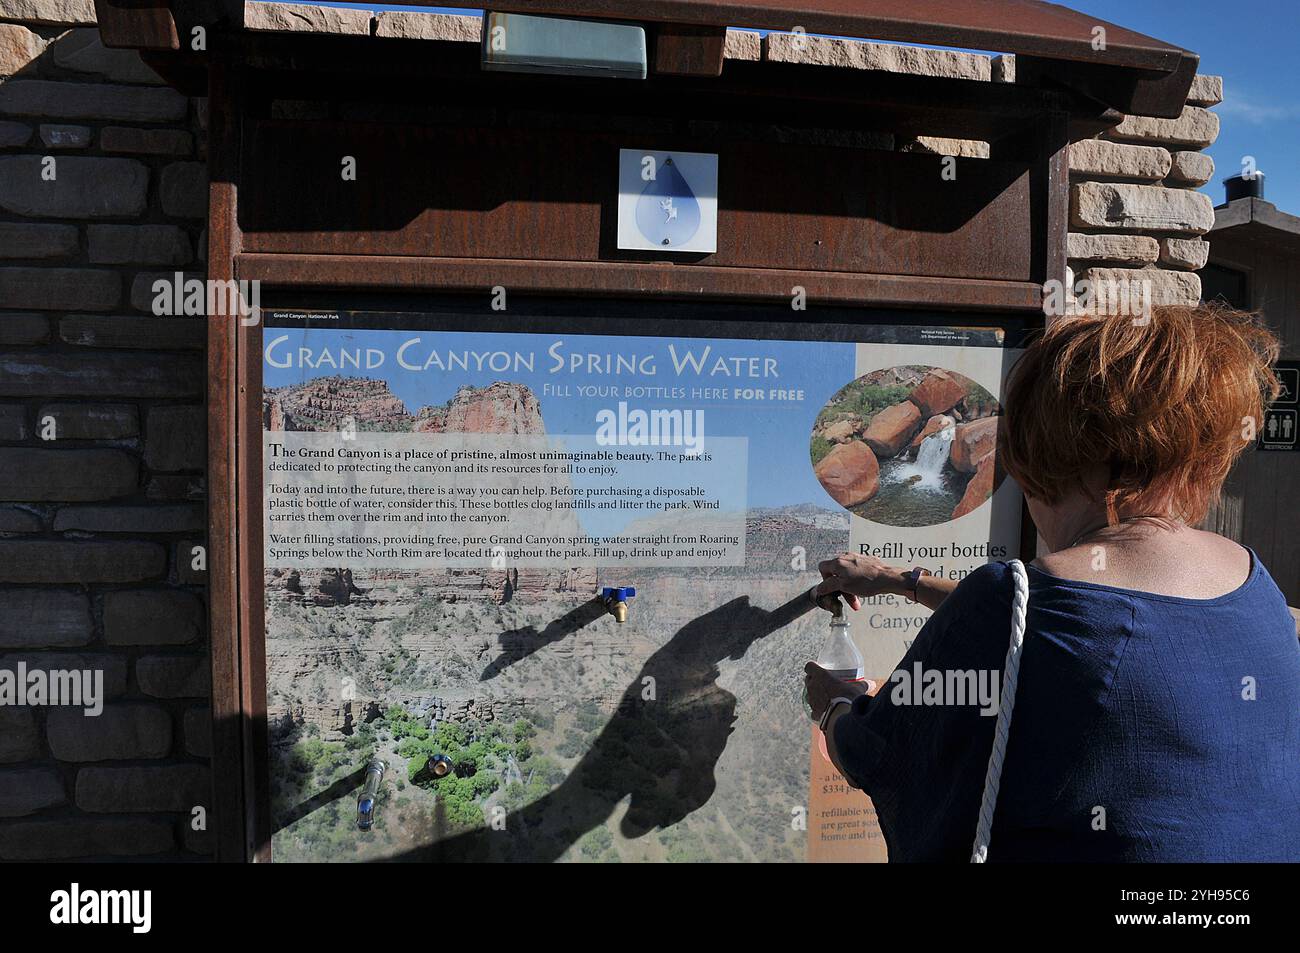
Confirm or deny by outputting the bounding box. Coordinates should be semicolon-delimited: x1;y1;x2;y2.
806;305;1299;862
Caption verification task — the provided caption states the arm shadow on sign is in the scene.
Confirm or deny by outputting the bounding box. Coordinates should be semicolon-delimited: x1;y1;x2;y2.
478;598;612;681
384;591;816;863
275;763;369;831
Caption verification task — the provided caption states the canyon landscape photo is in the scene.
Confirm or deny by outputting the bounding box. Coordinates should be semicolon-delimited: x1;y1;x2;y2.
262;374;845;862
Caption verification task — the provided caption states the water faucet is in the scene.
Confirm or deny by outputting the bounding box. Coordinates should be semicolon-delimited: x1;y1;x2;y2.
410;752;454;784
356;758;385;831
601;586;636;623
808;585;844;614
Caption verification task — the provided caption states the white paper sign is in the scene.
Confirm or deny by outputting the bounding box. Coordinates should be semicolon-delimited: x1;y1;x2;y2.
617;148;718;253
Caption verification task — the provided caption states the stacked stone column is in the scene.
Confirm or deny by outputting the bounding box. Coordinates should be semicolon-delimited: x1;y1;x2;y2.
1068;74;1223;306
0;0;211;859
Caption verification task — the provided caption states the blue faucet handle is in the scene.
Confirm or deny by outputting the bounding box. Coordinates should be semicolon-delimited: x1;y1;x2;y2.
600;586;636;601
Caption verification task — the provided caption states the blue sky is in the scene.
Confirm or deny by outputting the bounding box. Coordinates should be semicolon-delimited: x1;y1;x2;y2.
1072;0;1299;213
300;1;1298;213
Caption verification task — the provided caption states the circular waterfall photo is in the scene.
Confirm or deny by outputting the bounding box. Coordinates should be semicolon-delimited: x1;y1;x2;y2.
810;365;1005;527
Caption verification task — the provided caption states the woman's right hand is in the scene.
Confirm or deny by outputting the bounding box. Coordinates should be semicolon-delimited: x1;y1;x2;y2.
815;553;908;610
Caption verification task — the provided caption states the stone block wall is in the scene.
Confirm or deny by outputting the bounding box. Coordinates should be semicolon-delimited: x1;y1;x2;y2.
0;0;211;860
1066;73;1223;307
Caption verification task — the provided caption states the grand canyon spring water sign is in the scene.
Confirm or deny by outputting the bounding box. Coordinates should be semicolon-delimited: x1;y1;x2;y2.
261;308;1022;862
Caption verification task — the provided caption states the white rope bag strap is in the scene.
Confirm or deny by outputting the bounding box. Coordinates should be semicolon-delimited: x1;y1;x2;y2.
970;558;1029;863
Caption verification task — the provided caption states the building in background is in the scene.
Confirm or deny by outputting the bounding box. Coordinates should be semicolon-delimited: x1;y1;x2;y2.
1203;173;1300;604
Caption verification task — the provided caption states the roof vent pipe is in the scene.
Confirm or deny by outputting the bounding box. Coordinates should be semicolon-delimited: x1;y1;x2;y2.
1224;171;1265;202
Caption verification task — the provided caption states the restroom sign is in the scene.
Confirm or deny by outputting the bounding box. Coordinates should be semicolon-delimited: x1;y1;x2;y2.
1258;361;1298;451
617;149;718;253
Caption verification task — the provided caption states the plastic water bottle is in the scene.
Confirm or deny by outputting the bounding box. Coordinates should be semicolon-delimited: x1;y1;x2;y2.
816;600;865;683
812;601;865;764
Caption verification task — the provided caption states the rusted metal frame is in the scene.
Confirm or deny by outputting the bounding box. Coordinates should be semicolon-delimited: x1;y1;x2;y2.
205;48;246;862
105;0;1195;116
437;0;1188;72
236;270;272;865
988;110;1069;291
113;0;1190;76
93;0;179;50
225;258;1034;861
208;53;276;865
94;0;243;51
96;0;248;48
229;37;1066;285
1041;111;1070;293
1015;51;1199;120
984;110;1057;563
139;48;210;97
208;49;275;866
235;32;1073;144
235;254;1045;312
232;113;1036;280
653;23;727;77
238;29;1032;113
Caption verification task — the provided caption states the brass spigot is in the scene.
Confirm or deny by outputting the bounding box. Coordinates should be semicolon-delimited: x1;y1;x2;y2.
412;753;453;785
808;584;843;614
600;587;636;623
357;758;385;831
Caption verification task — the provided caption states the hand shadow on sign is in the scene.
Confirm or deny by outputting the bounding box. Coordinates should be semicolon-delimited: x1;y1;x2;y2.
386;592;814;863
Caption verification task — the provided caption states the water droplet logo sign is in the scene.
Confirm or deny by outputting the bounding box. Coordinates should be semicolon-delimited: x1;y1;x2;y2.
617;148;717;253
635;156;701;248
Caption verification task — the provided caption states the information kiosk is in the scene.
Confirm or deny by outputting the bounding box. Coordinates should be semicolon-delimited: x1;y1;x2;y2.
95;0;1198;862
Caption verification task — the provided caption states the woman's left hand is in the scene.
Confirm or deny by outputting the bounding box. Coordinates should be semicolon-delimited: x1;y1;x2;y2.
804;662;872;722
